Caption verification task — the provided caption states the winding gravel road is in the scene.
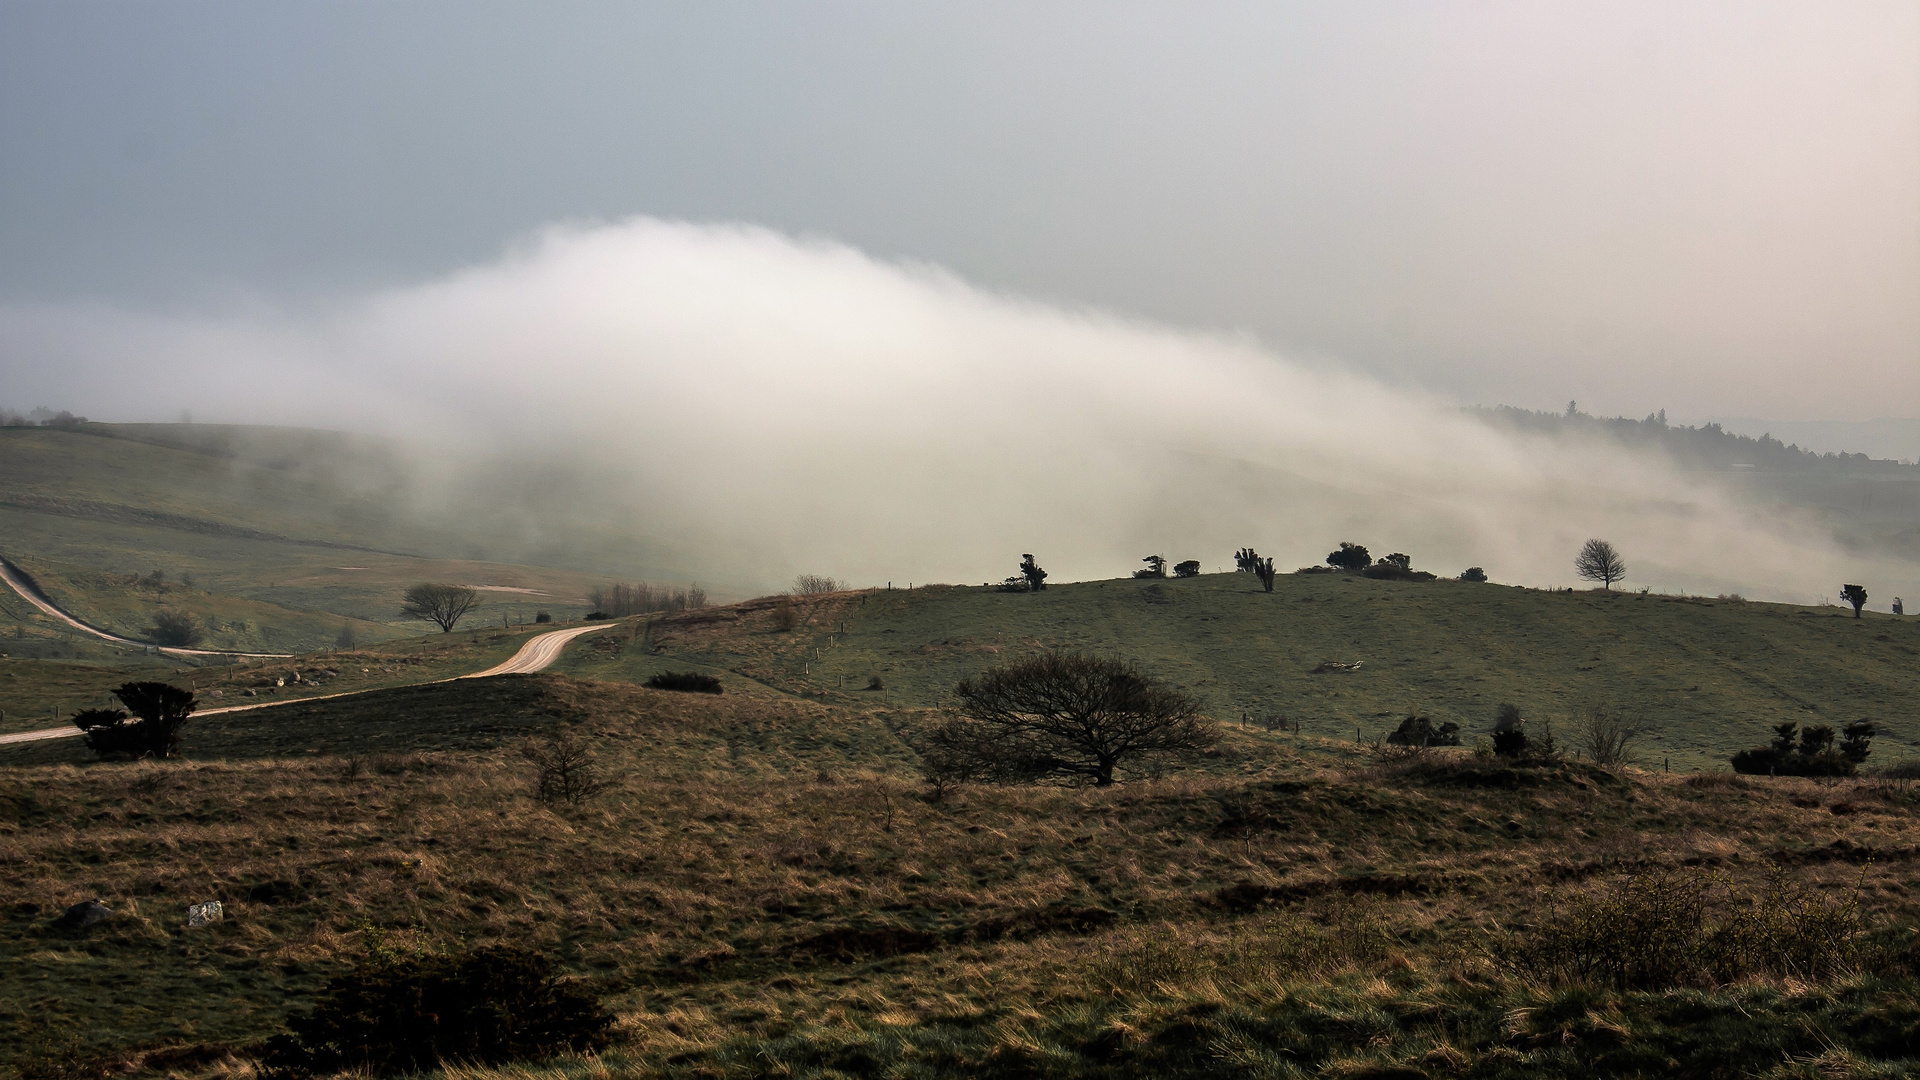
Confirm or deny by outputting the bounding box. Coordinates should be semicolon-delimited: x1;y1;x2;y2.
0;617;618;747
0;557;291;659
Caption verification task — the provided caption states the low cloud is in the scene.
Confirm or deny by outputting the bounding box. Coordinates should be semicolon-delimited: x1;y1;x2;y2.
2;218;1907;602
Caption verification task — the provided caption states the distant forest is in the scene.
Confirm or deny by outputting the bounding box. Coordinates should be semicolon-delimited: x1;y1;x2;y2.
1470;405;1919;474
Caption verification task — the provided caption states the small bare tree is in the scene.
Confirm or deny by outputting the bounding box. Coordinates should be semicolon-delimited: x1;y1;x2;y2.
1574;539;1627;590
918;652;1216;787
400;583;479;632
1577;706;1644;769
519;729;610;806
792;574;845;595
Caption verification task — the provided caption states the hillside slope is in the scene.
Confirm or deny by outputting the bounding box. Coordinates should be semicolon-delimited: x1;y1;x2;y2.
556;573;1920;771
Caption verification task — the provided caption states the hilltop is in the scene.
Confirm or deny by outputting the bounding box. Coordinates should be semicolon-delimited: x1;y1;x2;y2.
552;572;1920;772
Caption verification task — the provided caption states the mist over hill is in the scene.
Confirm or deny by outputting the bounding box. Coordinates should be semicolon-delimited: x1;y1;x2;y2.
3;219;1915;604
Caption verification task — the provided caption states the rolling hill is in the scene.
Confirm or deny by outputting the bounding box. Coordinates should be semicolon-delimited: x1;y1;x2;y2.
550;573;1920;772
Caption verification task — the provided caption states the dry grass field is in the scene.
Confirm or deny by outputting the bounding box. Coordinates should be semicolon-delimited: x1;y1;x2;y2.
3;672;1918;1078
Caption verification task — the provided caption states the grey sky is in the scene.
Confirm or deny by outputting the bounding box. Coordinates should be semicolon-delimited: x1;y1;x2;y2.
2;1;1916;420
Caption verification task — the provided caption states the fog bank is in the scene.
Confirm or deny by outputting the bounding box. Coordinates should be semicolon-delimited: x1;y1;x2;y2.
2;219;1908;602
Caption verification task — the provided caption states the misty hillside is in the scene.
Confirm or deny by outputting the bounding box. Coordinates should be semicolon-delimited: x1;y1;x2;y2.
1472;405;1920;557
0;423;638;643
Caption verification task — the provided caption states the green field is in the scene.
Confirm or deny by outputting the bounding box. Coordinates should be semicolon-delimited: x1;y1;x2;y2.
553;574;1920;772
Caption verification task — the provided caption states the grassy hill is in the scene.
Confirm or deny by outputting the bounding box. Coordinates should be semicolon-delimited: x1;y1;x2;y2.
553;573;1920;772
0;423;634;655
3;674;1917;1076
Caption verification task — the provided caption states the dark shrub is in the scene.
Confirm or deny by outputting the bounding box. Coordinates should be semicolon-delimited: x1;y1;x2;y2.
1362;560;1436;581
1172;560;1201;578
262;945;610;1078
1326;542;1371;571
582;610;607;621
1133;555;1167;579
1387;714;1460;747
149;610;203;647
73;682;196;759
646;671;722;694
1459;566;1488;582
1018;553;1048;591
1732;721;1872;776
1491;703;1527;757
533;611;551;624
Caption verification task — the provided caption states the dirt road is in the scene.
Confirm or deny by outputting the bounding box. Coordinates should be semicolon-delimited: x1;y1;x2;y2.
0;622;617;747
0;557;291;659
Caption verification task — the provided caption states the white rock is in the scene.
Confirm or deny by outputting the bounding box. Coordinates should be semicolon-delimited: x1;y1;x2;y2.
186;900;223;928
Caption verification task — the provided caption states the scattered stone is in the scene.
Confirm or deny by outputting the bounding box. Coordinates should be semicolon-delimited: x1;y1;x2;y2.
51;899;113;930
1311;660;1364;673
186;900;223;928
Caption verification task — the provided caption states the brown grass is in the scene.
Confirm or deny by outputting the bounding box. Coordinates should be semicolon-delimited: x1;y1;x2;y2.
3;676;1919;1073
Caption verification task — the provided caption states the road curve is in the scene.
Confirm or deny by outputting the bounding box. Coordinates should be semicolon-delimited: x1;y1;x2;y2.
0;621;619;747
0;557;291;659
460;622;616;678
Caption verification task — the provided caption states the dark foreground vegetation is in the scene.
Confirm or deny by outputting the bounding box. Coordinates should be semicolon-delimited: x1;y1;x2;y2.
3;673;1919;1078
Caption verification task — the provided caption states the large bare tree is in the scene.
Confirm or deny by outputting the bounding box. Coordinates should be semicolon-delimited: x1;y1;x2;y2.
401;583;480;632
917;652;1216;787
1574;539;1627;590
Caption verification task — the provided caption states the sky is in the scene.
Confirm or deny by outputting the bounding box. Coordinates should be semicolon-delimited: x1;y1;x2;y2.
2;1;1916;422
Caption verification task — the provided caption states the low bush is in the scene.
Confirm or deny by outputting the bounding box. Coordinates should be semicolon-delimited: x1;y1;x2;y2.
646;671;723;694
261;944;611;1078
1732;721;1876;776
148;609;203;647
1386;714;1460;747
1499;865;1866;990
71;682;196;760
534;611;551;624
1459;566;1488;582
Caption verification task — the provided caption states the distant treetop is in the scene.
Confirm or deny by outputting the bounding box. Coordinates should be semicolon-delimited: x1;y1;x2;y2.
1467;404;1914;473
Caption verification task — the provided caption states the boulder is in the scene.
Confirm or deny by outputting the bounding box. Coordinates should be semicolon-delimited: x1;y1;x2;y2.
186;900;223;928
51;899;113;930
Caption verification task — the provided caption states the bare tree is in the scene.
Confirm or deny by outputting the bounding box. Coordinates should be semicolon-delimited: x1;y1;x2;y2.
519;729;611;806
400;583;479;632
1574;539;1627;590
792;574;845;595
917;652;1217;787
1840;584;1868;619
1577;706;1644;769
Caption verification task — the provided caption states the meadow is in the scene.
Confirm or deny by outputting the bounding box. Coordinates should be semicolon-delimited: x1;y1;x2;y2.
3;671;1919;1078
554;573;1920;773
